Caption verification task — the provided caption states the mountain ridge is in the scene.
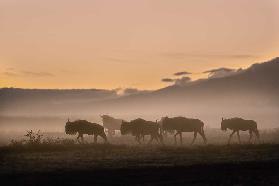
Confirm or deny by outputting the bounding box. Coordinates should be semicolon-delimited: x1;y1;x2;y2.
1;57;279;117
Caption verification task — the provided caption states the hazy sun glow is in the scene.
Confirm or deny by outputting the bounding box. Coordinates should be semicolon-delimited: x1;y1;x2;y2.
1;0;279;90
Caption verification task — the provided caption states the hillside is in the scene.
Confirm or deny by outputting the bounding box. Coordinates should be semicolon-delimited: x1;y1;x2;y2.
96;57;279;111
1;58;279;127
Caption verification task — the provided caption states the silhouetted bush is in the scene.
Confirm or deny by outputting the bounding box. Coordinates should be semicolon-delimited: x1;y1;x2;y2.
25;130;43;144
9;130;75;149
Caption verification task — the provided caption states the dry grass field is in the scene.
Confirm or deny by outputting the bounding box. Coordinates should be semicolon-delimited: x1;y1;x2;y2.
1;141;279;185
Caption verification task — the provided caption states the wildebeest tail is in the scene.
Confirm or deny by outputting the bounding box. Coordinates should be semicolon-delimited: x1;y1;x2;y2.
157;125;164;144
201;126;204;134
254;127;260;139
158;125;162;136
200;122;205;134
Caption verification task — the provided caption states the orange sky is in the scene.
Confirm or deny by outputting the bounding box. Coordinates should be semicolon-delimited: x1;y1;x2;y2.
1;0;279;90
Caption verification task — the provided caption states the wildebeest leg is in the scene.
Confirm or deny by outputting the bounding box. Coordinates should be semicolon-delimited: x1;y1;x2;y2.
77;133;83;144
163;131;168;139
135;136;138;143
100;132;108;143
76;136;79;143
139;135;143;144
254;129;260;143
81;134;85;143
154;135;159;143
174;132;179;145
179;132;183;145
248;130;253;143
198;131;207;144
107;130;113;138
94;134;97;143
157;133;163;144
148;135;154;144
237;131;241;144
159;133;164;145
135;135;141;144
152;134;160;144
139;134;145;144
228;130;236;144
191;131;197;145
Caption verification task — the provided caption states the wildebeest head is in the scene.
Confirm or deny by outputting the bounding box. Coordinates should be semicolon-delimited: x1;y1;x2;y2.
120;121;133;135
65;119;78;135
221;118;227;131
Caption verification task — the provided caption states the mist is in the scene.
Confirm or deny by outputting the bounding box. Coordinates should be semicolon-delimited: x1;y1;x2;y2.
1;58;279;142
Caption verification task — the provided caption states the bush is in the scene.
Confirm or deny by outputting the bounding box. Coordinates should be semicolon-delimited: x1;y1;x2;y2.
9;130;75;148
24;130;43;144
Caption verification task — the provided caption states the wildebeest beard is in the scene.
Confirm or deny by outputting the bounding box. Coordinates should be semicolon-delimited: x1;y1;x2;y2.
221;122;227;131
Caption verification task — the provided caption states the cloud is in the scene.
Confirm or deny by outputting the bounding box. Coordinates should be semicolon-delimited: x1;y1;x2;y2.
162;52;258;60
203;68;235;74
105;57;131;64
123;88;141;95
3;69;54;78
162;76;191;86
161;78;175;83
174;76;191;86
3;72;19;77
21;71;54;77
6;67;15;71
203;67;242;79
174;71;191;76
115;88;150;96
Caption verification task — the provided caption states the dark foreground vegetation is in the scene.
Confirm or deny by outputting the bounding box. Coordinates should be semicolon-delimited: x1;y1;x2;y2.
1;143;279;185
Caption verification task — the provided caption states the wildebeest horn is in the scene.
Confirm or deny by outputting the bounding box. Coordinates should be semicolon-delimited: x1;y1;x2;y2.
222;117;224;121
67;118;70;122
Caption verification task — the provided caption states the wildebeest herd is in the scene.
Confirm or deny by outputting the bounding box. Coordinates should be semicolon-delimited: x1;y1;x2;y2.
65;116;260;145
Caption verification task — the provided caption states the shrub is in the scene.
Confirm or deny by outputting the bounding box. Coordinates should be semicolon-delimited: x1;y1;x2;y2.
9;130;76;148
24;130;43;144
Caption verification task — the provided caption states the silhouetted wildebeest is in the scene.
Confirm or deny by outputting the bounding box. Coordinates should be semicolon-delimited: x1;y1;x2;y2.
100;115;123;137
120;118;163;144
221;117;260;144
159;117;207;145
65;119;108;143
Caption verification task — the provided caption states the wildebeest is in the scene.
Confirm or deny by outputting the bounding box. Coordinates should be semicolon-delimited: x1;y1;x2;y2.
120;118;163;144
100;115;123;137
221;117;260;144
65;119;108;143
159;117;207;145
